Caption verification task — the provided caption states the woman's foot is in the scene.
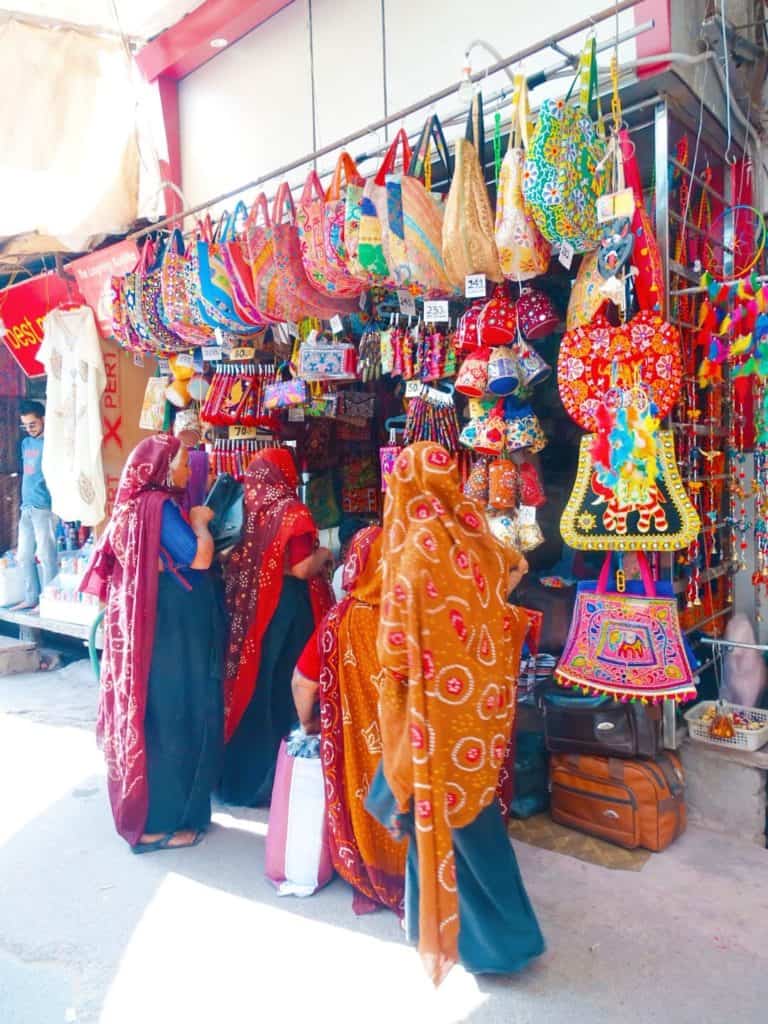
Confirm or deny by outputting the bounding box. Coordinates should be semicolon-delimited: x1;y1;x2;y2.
131;829;206;854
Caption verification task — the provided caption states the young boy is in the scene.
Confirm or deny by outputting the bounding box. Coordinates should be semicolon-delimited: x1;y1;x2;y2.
14;401;58;612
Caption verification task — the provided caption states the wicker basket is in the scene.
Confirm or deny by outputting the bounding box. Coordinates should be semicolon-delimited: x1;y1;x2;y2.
684;701;768;753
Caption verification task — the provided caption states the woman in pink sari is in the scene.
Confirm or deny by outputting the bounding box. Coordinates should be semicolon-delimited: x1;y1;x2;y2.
81;434;224;852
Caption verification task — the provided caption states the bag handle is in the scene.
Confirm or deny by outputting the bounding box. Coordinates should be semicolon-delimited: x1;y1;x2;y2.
230;199;249;238
619;127;643;205
301;170;326;205
272;183;296;225
196;214;214;243
408;113;452;183
596;552;656;596
508;73;531;152
326;151;363;201
166;228;186;257
374;128;413;186
465;91;486;159
246;192;272;232
565;36;603;130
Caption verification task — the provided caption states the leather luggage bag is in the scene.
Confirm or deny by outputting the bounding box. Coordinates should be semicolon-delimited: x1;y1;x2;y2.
549;751;686;852
542;690;661;758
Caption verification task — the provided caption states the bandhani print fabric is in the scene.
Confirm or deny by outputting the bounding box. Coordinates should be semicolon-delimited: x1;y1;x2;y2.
377;441;527;984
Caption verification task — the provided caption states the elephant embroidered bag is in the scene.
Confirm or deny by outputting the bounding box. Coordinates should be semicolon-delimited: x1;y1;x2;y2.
556;552;698;703
443;91;503;287
494;74;551;281
523;36;606;253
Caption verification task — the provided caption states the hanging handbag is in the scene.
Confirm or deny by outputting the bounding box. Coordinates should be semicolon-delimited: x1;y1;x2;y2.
464;457;490;503
555;552;698;702
298;338;358;381
455;300;486;354
297;170;366;299
558;310;683;432
487;346;520;396
495;74;551;281
566;249;607;330
488;458;518;510
263;362;309;411
195;214;259;334
160;230;219;347
357;128;413;285
442;92;503;288
620;128;664;313
561;429;700;552
323;152;369;286
516;287;559;340
455;347;491;397
478;285;518;346
220;198;274;326
111;274;146;352
397;114;454;295
523;37;606;253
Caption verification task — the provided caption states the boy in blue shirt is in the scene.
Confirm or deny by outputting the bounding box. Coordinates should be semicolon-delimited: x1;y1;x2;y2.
14;401;58;612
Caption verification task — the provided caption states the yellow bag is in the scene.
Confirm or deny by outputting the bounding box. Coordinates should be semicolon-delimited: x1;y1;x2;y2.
566;249;607;330
442;92;503;288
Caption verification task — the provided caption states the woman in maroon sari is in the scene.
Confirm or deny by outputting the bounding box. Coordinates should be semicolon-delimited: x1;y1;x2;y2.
218;447;333;806
81;434;224;852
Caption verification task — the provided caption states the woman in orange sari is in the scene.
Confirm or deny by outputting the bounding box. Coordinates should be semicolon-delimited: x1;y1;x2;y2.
367;441;544;984
292;525;405;915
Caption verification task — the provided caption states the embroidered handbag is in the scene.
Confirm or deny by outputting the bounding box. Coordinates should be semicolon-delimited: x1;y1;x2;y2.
512;336;552;388
478;285;518;346
489;458;518;510
442;92;503;288
455;347;491;397
111;274;146;352
495;74;551;282
455;300;485;354
516;287;559;340
220;198;274;326
505;401;548;453
263;363;309;411
357;129;413;285
339;392;375;420
297;170;366;299
397;114;454;296
160;230;219;347
558;310;683;432
487;346;520;396
464;457;490;503
566;249;607;330
523;37;606;253
556;553;698;702
324;152;369;286
620;128;663;313
195;215;258;334
561;430;700;552
298;339;358;381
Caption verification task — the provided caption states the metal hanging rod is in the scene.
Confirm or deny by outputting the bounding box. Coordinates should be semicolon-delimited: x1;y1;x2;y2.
121;0;645;244
700;635;768;652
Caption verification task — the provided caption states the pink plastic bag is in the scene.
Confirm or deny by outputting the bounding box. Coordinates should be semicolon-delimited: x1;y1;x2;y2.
265;732;333;897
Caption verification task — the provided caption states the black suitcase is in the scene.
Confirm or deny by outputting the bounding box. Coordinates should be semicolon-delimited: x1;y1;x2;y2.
541;688;660;759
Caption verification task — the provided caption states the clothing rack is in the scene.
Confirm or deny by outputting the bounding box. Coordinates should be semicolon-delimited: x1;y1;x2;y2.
700;635;768;653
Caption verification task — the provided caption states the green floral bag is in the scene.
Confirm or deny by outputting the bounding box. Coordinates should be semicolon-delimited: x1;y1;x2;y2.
523;37;606;253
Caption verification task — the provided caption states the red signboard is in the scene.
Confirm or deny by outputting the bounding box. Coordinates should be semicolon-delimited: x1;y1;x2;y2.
69;240;139;339
0;271;71;377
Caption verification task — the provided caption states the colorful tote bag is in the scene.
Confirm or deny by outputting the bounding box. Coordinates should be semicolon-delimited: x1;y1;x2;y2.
397;114;455;296
523;37;606;253
620;128;663;313
561;430;700;552
160;231;219;347
566;249;606;329
194;216;257;334
357;129;413;284
323;152;369;286
494;74;551;281
297;171;366;299
558;311;683;432
220;199;273;326
556;553;698;702
442;92;503;288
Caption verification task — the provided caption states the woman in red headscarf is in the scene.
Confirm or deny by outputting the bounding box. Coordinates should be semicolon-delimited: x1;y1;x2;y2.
81;434;224;852
219;447;333;806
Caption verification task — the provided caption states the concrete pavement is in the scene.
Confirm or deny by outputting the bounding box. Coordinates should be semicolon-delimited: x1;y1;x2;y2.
1;660;767;1024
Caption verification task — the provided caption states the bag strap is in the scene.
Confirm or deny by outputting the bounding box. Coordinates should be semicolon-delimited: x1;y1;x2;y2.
465;92;486;160
408;113;452;183
166;228;186;257
565;36;603;131
246;192;272;232
326;151;363;201
230;200;249;238
619;127;643;204
272;183;296;225
508;73;530;152
302;170;326;205
374;128;413;186
596;552;656;596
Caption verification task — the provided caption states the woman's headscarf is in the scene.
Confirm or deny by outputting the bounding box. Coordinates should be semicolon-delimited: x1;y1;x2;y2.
80;434;182;845
318;526;406;915
223;447;331;740
377;442;527;984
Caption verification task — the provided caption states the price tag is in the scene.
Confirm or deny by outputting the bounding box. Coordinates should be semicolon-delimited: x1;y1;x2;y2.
286;321;299;338
228;347;255;361
596;187;635;223
214;327;224;346
175;352;195;369
228;425;259;440
518;504;537;526
558;241;574;270
465;273;486;298
424;300;449;323
397;290;416;316
330;314;344;335
133;352;144;368
405;380;423;398
202;346;222;362
157;358;170;375
288;406;306;422
306;329;319;345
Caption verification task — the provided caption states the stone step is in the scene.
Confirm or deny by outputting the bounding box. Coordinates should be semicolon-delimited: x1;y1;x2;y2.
0;635;39;676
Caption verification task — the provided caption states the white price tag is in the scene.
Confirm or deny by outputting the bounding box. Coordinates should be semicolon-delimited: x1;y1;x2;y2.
214;327;224;346
397;290;416;317
202;346;222;362
330;314;344;335
286;321;299;338
228;425;259;440
465;273;486;298
518;504;537;526
175;352;195;369
227;346;255;361
157;358;170;375
405;380;422;398
424;300;449;323
596;187;635;223
288;406;306;422
133;352;144;368
558;241;574;270
306;329;319;345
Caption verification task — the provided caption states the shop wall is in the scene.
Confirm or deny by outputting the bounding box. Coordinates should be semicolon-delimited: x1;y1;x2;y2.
178;0;639;209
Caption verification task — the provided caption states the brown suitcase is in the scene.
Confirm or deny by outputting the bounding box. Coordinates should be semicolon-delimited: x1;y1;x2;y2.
549;751;686;851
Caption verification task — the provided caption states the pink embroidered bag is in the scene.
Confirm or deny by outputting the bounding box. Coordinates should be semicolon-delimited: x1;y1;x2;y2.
297;171;366;299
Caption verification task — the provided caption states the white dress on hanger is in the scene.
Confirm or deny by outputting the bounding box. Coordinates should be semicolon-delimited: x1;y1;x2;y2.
38;305;106;526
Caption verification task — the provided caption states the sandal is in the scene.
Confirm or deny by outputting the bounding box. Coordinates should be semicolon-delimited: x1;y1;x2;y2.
130;830;206;855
